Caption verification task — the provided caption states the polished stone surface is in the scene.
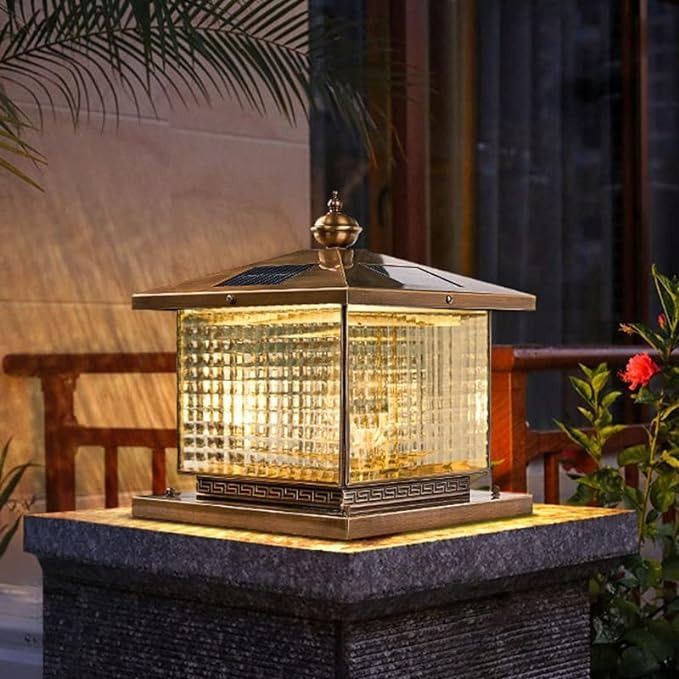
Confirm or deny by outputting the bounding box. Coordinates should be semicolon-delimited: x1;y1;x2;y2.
25;504;636;606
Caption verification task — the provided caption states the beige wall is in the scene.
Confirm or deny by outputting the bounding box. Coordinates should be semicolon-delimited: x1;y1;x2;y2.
0;90;310;584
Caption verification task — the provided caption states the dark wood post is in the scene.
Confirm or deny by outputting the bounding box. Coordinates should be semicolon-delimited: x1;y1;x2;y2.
621;0;650;322
490;348;529;493
390;0;430;264
543;453;561;504
104;446;119;508
41;374;79;512
151;447;166;496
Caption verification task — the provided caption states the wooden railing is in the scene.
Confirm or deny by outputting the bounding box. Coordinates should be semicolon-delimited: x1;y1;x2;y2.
4;346;673;512
490;346;673;502
3;353;176;511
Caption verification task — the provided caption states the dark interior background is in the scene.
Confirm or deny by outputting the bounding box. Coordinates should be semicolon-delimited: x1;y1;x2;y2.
310;0;679;427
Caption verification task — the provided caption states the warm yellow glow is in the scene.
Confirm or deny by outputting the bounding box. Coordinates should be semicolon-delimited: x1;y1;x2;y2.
177;305;489;484
347;308;488;482
178;305;342;482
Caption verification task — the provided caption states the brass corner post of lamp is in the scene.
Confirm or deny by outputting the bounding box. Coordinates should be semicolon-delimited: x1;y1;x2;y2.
131;191;537;539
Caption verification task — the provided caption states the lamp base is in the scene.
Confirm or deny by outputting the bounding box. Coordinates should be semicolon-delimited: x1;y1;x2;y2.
195;473;474;515
131;490;533;540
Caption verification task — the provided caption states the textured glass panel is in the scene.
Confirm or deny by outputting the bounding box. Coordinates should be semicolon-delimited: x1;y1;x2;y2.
178;305;341;482
348;307;488;482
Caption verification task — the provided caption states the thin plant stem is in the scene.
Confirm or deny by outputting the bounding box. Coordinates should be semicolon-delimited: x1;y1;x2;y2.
638;404;664;543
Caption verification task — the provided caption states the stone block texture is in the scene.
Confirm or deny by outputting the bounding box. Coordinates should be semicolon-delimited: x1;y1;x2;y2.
42;569;588;679
25;505;637;678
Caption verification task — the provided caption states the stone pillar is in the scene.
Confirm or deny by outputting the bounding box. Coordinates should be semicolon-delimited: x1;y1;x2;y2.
24;505;636;678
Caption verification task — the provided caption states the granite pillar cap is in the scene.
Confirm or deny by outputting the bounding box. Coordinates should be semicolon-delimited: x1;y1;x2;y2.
25;504;637;606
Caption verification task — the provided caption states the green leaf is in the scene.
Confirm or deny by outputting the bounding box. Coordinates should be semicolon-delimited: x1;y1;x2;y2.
592;370;610;394
555;421;598;458
661;402;679;422
579;363;595;381
591;644;619;673
623;486;644;510
661;451;679;469
652;264;678;331
577;406;595;424
0;439;10;479
602;390;623;409
621;558;657;587
0;517;20;560
618;574;640;589
618;445;648;467
619;644;660;677
600;424;628;441
570;376;593;403
0;152;45;191
647;618;679;653
0;462;35;510
663;556;679;581
634;386;660;405
589;576;603;597
576;468;624;506
628;323;665;353
656;522;674;539
578;475;603;491
625;627;674;663
642;559;663;589
615;596;642;627
650;472;677;513
567;482;594;506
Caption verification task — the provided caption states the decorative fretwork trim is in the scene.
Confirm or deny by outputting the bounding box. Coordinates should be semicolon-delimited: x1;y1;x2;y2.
343;477;469;506
196;477;342;506
196;475;471;514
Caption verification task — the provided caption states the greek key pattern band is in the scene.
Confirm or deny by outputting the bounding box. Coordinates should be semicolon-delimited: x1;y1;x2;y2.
196;477;342;506
197;475;471;513
343;476;470;507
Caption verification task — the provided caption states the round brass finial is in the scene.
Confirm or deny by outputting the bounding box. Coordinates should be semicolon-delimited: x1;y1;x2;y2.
311;190;362;248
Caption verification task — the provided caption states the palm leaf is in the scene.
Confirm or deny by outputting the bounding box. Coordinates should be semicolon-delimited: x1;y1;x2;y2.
0;516;21;560
0;0;381;188
0;103;46;189
0;438;10;478
0;440;36;560
0;461;38;509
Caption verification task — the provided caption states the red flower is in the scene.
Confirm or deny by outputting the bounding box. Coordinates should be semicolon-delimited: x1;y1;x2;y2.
658;313;667;329
619;353;662;391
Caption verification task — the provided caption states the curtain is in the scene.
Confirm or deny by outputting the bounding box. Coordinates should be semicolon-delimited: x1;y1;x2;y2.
475;0;622;425
648;0;679;284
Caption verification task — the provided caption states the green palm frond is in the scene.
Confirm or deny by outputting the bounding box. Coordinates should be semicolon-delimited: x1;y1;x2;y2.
0;88;46;189
0;439;37;560
0;0;379;188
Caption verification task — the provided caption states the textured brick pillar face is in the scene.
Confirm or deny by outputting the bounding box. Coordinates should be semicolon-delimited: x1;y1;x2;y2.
344;585;590;679
42;570;588;679
42;572;338;679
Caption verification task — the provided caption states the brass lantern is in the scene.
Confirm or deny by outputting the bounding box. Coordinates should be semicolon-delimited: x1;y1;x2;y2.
131;192;536;539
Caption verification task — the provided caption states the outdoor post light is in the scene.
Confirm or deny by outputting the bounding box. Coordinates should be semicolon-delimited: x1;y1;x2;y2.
131;192;536;539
